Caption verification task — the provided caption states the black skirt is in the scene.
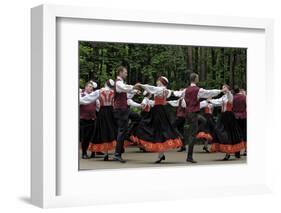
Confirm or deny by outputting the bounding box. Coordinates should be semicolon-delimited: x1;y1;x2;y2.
88;106;117;152
210;111;245;154
130;105;182;152
79;119;96;143
196;113;217;142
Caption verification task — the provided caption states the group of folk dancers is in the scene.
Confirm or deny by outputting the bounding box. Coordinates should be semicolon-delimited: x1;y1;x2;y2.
79;66;247;164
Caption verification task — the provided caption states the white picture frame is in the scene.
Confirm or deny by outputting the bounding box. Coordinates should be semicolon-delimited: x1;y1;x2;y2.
31;4;274;208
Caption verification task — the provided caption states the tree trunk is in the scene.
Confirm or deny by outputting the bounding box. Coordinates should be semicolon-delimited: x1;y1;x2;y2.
187;47;193;70
211;48;216;80
200;47;206;80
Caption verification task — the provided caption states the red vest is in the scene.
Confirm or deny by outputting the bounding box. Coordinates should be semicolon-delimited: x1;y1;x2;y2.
99;88;114;107
114;78;128;109
185;86;200;113
176;99;186;117
222;102;233;112
233;94;247;119
154;96;167;105
80;90;96;120
154;90;168;105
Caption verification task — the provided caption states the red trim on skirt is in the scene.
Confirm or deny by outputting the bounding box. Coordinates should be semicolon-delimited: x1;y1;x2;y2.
130;135;182;152
196;132;213;141
88;140;133;152
88;140;116;152
210;141;245;154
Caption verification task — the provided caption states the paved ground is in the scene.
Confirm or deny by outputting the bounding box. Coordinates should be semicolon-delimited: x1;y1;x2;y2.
79;145;246;170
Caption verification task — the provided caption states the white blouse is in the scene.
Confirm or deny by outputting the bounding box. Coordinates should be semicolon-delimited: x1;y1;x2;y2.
127;99;142;108
173;83;221;99
115;76;135;93
141;97;155;107
167;98;186;108
141;84;172;98
199;100;214;110
209;91;233;112
79;90;100;105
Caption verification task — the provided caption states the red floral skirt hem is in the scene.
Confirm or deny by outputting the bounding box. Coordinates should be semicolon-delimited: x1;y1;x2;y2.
88;140;116;152
130;135;182;152
196;132;213;141
210;141;245;154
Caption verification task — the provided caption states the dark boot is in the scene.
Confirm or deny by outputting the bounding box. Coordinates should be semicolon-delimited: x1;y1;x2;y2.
223;154;231;161
103;154;109;161
82;153;89;159
155;155;166;164
186;144;197;163
203;146;210;153
235;152;241;159
112;155;126;163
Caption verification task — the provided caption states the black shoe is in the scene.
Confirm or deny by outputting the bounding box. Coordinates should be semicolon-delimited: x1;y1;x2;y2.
155;155;166;164
104;154;109;161
243;152;247;156
177;147;186;152
186;158;197;163
203;146;210;153
223;154;230;161
112;155;126;163
235;152;241;159
82;154;89;159
90;152;96;158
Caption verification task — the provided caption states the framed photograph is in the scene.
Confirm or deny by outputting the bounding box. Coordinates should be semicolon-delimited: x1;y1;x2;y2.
31;4;274;208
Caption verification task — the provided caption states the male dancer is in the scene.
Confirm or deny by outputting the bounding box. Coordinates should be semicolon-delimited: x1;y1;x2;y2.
233;86;247;156
113;66;139;163
174;73;222;163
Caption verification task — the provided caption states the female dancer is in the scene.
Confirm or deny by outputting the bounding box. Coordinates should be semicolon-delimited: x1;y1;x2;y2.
208;84;245;160
79;82;98;159
167;96;186;152
87;79;117;161
132;76;182;163
130;90;154;149
196;100;217;153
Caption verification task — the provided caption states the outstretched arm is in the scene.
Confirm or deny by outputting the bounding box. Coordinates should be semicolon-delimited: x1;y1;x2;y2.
140;84;164;94
80;90;100;105
115;80;134;93
167;100;179;107
173;89;186;97
127;99;142;108
198;88;222;99
209;96;223;107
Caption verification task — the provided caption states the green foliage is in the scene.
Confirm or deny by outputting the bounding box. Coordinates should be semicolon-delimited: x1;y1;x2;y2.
79;41;247;90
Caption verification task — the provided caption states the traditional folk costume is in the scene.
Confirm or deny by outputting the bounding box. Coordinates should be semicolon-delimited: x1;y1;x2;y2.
174;84;221;162
130;92;155;148
209;91;245;159
233;92;247;155
131;77;182;163
125;93;142;147
196;101;218;152
87;80;116;160
167;98;187;152
79;89;99;159
113;76;138;162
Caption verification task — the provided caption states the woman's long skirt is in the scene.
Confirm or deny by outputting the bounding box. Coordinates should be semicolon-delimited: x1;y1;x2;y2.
130;105;182;152
210;111;245;154
196;113;217;142
88;106;117;152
